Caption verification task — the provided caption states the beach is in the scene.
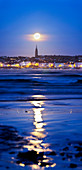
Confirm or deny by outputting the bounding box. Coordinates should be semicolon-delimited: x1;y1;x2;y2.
0;69;82;170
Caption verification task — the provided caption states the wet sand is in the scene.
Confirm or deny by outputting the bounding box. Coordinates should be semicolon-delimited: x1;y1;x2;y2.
0;69;82;169
0;97;82;170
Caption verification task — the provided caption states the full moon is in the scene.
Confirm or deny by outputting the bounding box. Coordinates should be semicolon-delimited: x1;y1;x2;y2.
34;33;40;40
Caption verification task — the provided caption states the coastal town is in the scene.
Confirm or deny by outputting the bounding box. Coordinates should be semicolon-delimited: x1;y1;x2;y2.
0;46;82;69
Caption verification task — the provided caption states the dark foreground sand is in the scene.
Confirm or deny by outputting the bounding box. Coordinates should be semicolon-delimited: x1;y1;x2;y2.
0;97;82;170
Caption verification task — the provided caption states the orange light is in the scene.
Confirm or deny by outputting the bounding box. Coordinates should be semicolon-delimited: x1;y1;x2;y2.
58;64;62;67
79;64;82;68
26;62;31;67
51;163;56;167
74;63;76;67
68;64;72;68
14;64;19;67
0;63;3;67
49;63;53;67
7;64;10;67
19;163;25;167
35;63;39;66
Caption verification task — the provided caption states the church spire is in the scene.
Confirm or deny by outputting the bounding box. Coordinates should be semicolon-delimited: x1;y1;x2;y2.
35;45;38;58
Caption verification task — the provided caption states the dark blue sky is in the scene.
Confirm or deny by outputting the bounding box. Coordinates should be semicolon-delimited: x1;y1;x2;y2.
0;0;82;56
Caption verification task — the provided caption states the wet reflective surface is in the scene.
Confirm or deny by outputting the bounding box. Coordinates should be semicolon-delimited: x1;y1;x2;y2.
20;95;56;168
0;69;82;170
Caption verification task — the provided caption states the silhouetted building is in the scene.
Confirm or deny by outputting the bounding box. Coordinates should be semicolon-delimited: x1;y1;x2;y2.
35;45;38;58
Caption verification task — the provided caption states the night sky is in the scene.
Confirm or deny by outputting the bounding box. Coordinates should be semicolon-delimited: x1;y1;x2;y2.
0;0;82;57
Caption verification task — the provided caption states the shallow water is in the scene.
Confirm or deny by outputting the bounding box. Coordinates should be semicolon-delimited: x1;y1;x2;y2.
0;69;82;169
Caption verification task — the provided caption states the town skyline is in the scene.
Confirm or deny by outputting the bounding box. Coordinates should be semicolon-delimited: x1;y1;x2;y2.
0;44;82;58
0;46;82;69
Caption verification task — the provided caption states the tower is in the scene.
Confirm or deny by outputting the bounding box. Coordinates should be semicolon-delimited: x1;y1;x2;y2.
35;45;38;58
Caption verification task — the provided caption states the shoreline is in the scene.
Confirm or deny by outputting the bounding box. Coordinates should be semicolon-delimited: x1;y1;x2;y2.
0;69;82;169
0;67;81;69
